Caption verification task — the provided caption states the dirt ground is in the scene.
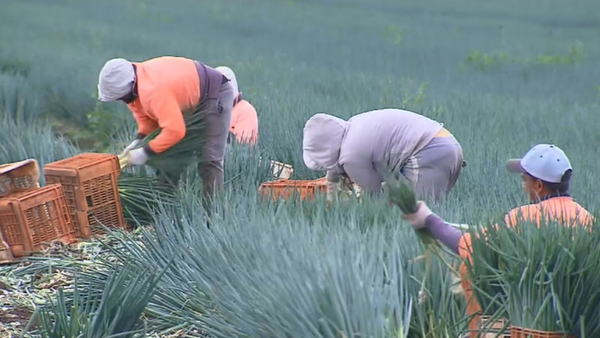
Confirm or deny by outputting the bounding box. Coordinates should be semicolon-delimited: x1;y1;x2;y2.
0;305;35;335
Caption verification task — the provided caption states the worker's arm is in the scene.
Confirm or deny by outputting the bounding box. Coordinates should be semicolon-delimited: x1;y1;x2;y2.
424;215;464;255
143;92;186;155
343;161;384;193
400;201;466;256
326;166;343;202
128;103;159;138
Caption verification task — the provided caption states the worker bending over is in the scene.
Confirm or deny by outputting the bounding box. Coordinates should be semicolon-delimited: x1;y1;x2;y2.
398;144;593;338
215;66;258;146
302;108;464;203
97;56;234;203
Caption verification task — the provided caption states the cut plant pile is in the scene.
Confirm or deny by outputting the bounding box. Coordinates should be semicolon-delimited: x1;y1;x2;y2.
0;229;143;337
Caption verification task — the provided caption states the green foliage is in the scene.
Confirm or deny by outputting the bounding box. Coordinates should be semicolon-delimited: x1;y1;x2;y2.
1;0;600;337
25;264;167;338
117;172;177;227
72;185;429;338
0;116;79;185
465;216;600;337
0;73;41;123
385;24;404;46
463;41;587;71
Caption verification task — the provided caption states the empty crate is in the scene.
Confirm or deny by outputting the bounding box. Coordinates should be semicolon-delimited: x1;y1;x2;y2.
0;184;76;257
43;153;127;238
0;159;41;197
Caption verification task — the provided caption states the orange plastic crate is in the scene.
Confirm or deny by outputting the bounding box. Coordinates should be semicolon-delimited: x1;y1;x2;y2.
258;177;327;201
0;159;41;197
510;327;574;338
478;316;510;338
0;184;76;258
43;153;127;238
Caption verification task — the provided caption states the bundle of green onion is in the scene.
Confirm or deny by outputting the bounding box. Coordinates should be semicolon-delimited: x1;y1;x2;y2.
139;106;208;179
383;173;442;254
118;173;177;227
486;218;600;336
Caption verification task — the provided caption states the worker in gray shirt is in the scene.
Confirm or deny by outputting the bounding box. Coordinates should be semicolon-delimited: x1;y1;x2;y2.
302;108;465;202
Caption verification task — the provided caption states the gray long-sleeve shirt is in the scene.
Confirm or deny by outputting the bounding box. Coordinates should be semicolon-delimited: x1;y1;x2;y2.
303;109;443;195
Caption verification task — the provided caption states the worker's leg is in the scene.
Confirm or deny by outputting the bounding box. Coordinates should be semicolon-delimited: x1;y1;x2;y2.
402;136;464;201
197;79;235;210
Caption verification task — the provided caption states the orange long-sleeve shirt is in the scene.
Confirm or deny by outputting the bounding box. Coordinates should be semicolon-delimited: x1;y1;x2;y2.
457;197;593;338
229;99;258;145
127;56;200;154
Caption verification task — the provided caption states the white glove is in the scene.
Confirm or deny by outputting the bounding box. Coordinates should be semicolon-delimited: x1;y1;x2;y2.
127;147;149;166
402;201;433;230
120;139;142;157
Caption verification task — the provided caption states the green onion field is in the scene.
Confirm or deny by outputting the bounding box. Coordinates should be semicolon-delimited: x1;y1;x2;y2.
1;0;599;337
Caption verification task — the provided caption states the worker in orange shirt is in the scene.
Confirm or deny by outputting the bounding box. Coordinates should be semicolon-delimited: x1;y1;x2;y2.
395;144;593;338
215;66;258;146
97;56;235;203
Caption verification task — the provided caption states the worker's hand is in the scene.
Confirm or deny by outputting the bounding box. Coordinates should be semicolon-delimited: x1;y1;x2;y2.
402;201;432;230
127;147;149;167
120;139;142;157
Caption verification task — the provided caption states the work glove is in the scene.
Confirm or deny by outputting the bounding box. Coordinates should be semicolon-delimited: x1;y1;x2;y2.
120;139;142;157
127;147;149;166
402;201;433;230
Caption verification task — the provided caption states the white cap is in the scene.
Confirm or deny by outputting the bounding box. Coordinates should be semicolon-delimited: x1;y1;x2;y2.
97;58;135;102
215;66;239;95
506;144;572;183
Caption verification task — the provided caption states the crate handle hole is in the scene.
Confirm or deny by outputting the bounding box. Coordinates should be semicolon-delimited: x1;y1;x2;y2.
86;196;94;208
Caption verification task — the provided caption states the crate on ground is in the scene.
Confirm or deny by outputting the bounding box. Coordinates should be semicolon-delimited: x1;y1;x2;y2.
510;327;574;338
479;315;510;338
0;184;75;258
0;159;41;197
258;177;327;201
43;153;128;238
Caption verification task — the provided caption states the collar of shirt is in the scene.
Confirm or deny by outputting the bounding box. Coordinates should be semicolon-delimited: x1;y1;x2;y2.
538;192;571;203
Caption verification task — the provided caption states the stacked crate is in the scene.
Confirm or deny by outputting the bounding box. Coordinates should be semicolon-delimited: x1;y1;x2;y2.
0;159;76;261
0;185;76;258
0;159;40;195
43;153;128;238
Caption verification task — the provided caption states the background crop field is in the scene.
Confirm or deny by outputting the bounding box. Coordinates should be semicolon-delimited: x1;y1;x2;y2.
2;0;600;216
1;0;600;336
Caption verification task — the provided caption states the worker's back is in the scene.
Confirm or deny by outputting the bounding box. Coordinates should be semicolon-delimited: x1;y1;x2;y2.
130;56;200;117
340;109;443;172
505;196;594;228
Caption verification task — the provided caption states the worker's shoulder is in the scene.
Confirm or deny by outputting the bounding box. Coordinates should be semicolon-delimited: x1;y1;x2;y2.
139;55;193;65
135;56;195;80
505;204;536;218
506;198;594;226
352;108;438;124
